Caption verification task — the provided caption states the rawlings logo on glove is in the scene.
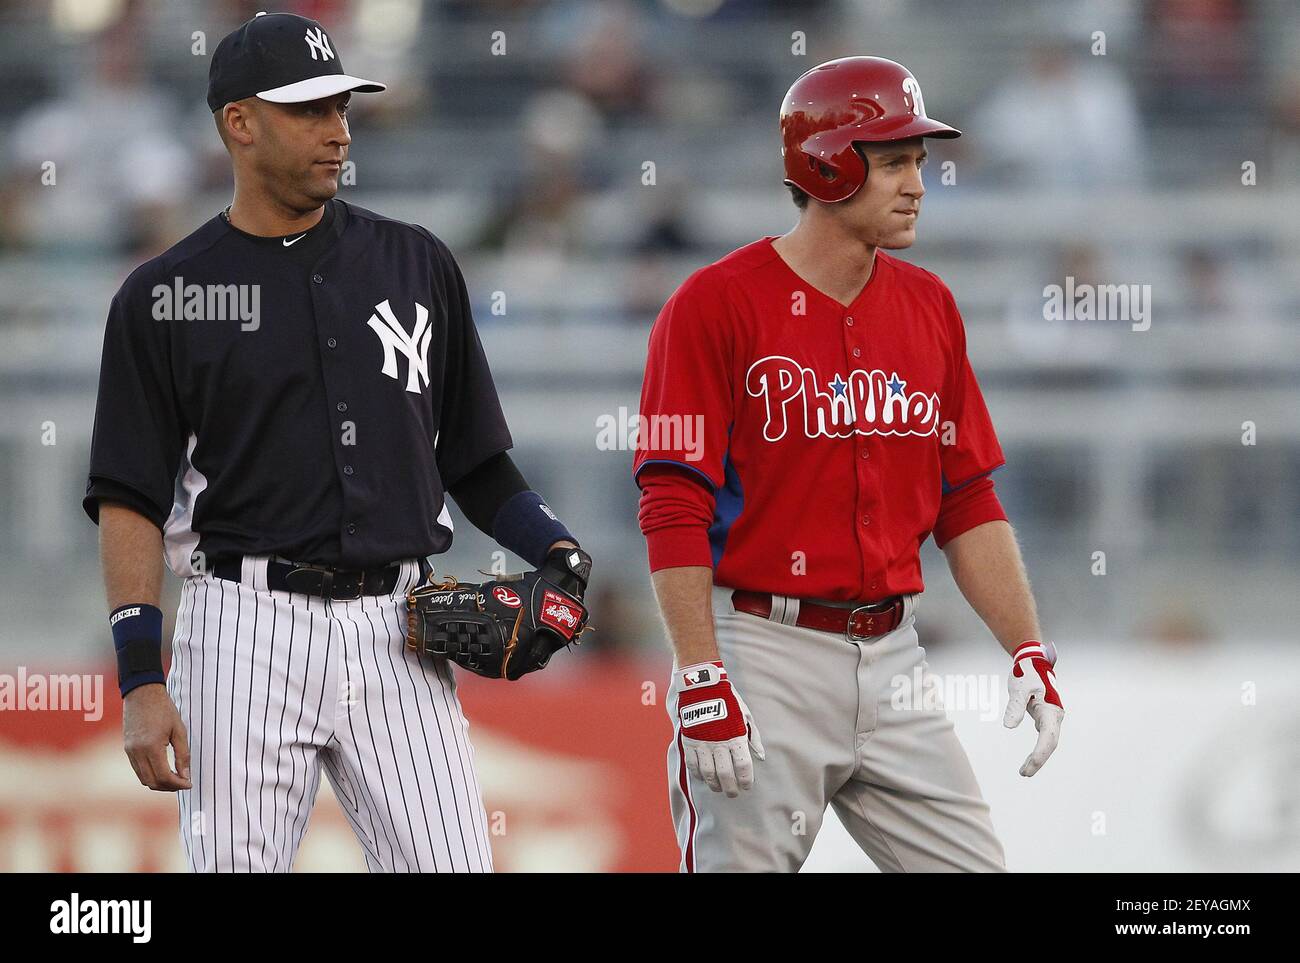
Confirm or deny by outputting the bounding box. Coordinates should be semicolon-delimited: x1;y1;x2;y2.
406;547;592;681
492;586;522;608
540;590;582;637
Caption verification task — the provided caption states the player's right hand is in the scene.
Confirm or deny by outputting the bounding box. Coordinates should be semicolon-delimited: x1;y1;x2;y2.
675;661;765;797
1003;640;1064;777
123;683;192;792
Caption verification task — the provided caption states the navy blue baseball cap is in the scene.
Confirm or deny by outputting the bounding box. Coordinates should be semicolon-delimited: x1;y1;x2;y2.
206;11;385;113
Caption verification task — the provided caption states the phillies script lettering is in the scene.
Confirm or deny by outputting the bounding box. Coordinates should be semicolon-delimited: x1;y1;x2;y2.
745;355;940;441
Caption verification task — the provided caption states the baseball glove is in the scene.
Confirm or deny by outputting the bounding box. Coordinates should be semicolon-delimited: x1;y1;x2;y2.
406;546;592;680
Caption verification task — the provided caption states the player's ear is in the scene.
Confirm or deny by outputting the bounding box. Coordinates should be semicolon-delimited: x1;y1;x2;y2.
218;100;256;149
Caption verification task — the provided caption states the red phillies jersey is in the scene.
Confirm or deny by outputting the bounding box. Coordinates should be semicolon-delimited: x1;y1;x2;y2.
633;238;1006;601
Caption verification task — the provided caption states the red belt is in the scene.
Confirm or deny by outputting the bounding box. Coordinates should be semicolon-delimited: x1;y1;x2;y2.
731;591;906;640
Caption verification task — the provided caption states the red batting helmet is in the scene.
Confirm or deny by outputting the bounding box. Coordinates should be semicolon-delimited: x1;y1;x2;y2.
780;57;960;203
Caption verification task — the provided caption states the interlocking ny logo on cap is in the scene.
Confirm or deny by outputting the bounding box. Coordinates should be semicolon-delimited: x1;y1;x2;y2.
304;27;334;62
206;12;385;113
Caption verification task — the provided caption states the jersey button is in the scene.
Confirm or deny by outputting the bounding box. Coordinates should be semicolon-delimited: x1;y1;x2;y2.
845;316;854;326
327;337;338;348
346;523;357;535
860;449;870;459
861;515;871;526
312;274;324;284
336;401;348;412
343;465;354;476
852;347;862;358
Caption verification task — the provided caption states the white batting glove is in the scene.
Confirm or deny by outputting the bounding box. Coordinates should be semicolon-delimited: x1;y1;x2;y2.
675;661;766;797
1003;640;1064;777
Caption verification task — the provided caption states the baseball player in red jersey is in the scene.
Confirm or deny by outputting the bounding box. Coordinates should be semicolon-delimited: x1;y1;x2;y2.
633;57;1064;872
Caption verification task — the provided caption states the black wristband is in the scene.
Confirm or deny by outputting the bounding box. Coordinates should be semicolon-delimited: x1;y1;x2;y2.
492;490;577;568
110;603;165;698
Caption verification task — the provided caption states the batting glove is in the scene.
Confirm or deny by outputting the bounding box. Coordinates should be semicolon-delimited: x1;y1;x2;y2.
1003;640;1064;777
675;661;765;797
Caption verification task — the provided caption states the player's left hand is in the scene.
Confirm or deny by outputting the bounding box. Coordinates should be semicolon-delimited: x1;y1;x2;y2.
1003;640;1063;777
406;546;592;681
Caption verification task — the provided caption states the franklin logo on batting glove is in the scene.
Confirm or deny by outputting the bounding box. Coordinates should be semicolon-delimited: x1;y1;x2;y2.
681;699;727;727
674;661;765;798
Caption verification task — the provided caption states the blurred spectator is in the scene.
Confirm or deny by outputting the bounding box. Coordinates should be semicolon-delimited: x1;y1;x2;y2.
1171;245;1271;332
623;178;698;322
1272;71;1300;185
970;39;1145;189
1145;0;1252;124
1268;13;1300;186
3;19;193;258
475;89;603;259
1002;242;1126;365
556;1;656;123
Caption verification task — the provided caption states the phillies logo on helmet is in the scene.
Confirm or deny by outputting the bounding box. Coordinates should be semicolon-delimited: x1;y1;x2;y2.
901;76;927;117
492;586;522;608
539;589;583;639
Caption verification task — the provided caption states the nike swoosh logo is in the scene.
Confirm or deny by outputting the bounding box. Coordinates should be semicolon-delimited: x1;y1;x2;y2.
283;233;308;247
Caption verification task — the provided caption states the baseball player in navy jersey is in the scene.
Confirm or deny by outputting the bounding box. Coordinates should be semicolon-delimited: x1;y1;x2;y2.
85;12;591;873
634;57;1064;872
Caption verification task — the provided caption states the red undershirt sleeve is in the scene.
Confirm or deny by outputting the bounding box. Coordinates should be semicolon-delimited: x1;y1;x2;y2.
932;475;1007;549
636;463;717;572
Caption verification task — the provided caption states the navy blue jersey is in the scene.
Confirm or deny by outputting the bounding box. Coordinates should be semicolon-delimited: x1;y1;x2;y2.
83;199;512;572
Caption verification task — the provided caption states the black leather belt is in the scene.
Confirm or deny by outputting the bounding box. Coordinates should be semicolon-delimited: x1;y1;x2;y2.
212;556;424;600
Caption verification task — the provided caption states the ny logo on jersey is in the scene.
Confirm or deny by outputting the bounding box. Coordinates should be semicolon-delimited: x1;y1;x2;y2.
304;27;335;62
367;299;432;393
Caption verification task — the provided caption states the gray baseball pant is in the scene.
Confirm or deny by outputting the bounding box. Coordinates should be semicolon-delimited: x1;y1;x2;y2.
665;585;1006;873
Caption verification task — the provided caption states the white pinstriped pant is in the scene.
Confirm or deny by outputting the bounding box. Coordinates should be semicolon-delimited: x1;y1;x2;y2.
165;556;493;873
